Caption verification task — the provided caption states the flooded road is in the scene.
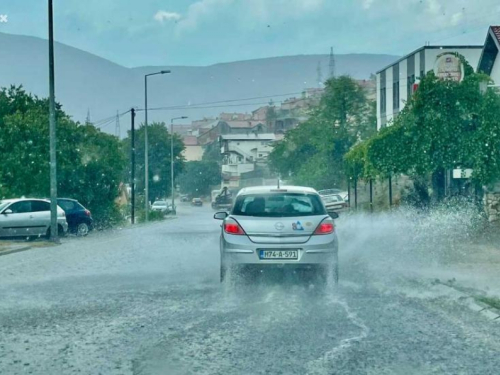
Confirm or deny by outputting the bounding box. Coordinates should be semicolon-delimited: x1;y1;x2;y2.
1;204;499;374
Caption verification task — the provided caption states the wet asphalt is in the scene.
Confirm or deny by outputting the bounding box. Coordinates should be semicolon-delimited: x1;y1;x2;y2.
1;203;500;375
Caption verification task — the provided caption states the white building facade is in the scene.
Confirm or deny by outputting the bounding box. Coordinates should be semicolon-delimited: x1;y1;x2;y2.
219;133;276;188
376;46;483;130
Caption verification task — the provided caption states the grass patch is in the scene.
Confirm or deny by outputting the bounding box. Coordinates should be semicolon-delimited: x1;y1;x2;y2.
476;296;500;311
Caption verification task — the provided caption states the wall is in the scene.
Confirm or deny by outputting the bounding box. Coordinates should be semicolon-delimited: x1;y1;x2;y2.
489;56;500;84
183;145;203;161
424;48;482;78
377;47;483;129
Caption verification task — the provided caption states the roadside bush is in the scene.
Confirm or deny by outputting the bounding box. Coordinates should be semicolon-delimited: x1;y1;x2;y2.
137;209;165;223
91;203;126;230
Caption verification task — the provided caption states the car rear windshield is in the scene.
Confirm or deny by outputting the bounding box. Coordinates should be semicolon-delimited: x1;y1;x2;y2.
232;193;326;217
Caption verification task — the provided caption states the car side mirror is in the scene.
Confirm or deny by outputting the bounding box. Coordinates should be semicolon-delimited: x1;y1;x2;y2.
214;212;228;220
328;211;339;219
3;209;13;215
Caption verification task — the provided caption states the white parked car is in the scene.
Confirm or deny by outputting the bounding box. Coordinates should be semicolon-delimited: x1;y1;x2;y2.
0;198;68;239
151;200;170;213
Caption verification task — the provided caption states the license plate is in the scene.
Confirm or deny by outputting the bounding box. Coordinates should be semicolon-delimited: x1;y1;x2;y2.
259;250;298;260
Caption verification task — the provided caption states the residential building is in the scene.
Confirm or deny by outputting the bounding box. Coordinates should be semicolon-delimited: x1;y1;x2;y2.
376;45;483;129
197;119;268;146
182;135;203;161
219;133;276;188
477;26;500;83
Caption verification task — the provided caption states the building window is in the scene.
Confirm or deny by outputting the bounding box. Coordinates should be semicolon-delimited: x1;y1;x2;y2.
407;74;415;98
393;81;399;110
380;88;386;114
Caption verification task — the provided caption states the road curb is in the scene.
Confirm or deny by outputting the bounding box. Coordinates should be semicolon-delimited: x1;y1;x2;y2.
434;280;500;322
0;246;32;257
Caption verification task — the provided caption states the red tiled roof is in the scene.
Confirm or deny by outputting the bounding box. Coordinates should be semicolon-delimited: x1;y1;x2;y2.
491;26;500;45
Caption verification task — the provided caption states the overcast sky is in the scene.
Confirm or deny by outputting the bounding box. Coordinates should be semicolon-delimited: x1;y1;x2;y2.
1;0;499;67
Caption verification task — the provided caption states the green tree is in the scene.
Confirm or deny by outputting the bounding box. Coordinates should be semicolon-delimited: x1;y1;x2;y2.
268;76;375;189
177;161;221;197
346;57;500;196
123;122;185;202
0;86;127;225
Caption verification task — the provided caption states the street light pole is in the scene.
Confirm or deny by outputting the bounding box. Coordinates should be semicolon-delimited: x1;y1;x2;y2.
48;0;58;242
171;116;188;215
144;70;170;221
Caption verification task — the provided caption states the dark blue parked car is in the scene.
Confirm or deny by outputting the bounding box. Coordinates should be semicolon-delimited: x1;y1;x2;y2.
57;198;93;236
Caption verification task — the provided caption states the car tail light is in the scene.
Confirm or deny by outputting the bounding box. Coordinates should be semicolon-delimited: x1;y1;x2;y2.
224;221;245;235
85;209;91;217
313;220;334;235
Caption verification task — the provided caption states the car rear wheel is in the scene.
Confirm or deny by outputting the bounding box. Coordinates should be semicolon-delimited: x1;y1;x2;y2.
220;264;227;283
77;222;89;236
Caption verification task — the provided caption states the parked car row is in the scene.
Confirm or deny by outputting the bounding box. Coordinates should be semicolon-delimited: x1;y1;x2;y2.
318;188;349;214
0;197;93;239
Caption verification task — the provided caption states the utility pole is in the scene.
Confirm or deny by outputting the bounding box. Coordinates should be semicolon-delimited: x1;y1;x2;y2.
130;108;136;224
144;70;171;221
48;0;58;242
86;109;91;124
115;110;121;138
144;76;149;221
171;116;188;215
316;61;323;87
329;47;336;79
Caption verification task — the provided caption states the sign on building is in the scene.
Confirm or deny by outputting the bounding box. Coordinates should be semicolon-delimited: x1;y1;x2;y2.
452;168;473;179
434;53;465;82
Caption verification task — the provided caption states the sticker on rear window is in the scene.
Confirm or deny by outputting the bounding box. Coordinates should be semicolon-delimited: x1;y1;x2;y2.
292;221;304;231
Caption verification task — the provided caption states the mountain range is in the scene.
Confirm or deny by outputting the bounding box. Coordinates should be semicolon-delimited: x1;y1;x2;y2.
0;32;399;134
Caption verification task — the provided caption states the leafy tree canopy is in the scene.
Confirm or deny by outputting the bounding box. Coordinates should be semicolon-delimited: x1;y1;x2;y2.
0;85;126;226
268;76;376;189
177;160;221;197
345;60;500;187
123;122;185;202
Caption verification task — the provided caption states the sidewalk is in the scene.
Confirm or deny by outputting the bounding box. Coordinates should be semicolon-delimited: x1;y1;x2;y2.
413;227;500;306
0;239;56;256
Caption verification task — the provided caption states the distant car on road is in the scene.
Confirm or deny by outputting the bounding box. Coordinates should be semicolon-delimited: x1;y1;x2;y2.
57;198;93;236
191;198;203;206
180;195;190;202
151;200;171;214
214;186;339;284
321;194;348;213
317;188;342;197
0;198;68;239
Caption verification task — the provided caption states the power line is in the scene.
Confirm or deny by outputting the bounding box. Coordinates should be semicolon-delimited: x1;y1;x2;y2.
136;91;304;112
143;100;285;113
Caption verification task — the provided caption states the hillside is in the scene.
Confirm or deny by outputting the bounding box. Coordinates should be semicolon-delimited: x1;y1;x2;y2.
0;32;398;132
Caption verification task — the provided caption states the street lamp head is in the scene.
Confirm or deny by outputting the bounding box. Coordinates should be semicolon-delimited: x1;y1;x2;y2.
181;116;188;119
161;70;171;74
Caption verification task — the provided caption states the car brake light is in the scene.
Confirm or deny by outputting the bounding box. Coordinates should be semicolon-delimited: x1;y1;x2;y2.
85;209;91;216
313;221;334;235
224;222;245;235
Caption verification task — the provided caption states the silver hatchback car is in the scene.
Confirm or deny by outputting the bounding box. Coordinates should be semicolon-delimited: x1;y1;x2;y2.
214;186;339;284
0;198;68;239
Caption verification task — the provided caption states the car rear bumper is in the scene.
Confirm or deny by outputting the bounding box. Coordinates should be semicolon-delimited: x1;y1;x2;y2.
221;234;337;266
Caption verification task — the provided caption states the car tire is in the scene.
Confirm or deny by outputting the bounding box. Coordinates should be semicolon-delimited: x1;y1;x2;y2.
77;222;89;237
220;264;227;283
